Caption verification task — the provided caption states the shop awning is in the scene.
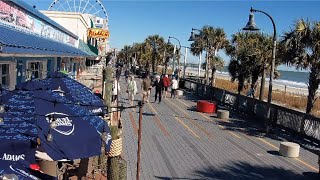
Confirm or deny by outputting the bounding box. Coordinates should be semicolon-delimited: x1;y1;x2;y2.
0;26;89;57
79;40;98;57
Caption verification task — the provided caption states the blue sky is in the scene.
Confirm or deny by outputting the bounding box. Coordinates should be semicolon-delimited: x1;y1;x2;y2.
26;0;320;71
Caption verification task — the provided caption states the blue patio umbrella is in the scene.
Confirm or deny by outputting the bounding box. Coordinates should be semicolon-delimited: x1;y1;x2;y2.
0;90;38;165
42;72;105;116
0;159;57;180
1;85;111;161
33;90;107;160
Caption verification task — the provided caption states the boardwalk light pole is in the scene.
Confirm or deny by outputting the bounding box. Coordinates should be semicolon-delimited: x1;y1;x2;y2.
136;101;144;180
243;7;277;133
168;36;181;77
181;46;189;79
188;28;210;85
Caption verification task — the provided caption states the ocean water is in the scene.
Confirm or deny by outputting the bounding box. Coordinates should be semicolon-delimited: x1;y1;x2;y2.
186;66;310;89
219;67;310;89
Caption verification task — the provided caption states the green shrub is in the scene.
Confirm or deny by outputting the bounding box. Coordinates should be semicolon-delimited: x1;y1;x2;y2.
110;126;119;140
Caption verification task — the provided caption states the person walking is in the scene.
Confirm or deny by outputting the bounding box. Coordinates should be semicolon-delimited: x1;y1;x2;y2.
116;67;121;80
112;78;120;103
153;75;163;104
141;74;151;103
171;76;178;98
162;74;170;98
124;68;130;82
127;75;137;105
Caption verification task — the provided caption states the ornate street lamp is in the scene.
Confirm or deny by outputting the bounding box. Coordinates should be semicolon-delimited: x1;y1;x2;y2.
243;7;277;133
188;28;210;84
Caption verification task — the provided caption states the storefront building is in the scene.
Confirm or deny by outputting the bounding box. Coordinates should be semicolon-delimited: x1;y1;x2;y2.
0;0;91;89
41;8;109;68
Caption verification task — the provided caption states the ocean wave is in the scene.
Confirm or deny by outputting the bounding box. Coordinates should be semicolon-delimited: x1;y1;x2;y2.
187;68;310;89
273;79;308;88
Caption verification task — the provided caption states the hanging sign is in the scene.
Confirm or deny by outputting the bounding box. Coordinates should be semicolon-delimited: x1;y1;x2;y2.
87;28;110;39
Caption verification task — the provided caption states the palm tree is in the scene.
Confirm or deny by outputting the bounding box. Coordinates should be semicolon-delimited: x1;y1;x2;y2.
226;32;276;100
280;19;320;114
190;25;228;85
201;56;224;86
228;52;252;107
117;45;132;66
131;43;145;67
144;35;166;72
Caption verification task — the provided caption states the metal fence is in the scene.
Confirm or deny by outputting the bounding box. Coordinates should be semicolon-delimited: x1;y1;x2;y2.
182;78;320;142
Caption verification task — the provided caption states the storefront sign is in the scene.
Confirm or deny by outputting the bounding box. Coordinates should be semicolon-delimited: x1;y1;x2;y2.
87;28;110;39
98;39;107;56
0;1;77;46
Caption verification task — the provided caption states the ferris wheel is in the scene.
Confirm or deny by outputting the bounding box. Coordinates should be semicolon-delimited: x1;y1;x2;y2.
48;0;108;20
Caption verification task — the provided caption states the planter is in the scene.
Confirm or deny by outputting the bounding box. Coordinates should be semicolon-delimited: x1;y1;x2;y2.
108;157;127;180
108;137;123;157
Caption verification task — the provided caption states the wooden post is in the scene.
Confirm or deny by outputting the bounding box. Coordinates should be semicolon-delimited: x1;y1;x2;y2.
136;101;144;180
102;68;106;97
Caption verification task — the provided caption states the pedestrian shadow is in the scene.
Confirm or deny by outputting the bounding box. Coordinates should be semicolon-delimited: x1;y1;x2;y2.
302;172;319;179
142;112;155;116
154;176;191;180
192;161;315;180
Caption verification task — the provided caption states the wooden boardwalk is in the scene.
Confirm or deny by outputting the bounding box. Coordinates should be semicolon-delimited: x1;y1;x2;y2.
118;77;319;180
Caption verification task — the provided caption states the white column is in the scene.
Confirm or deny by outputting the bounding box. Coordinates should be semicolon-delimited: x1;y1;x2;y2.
172;45;176;75
183;47;188;78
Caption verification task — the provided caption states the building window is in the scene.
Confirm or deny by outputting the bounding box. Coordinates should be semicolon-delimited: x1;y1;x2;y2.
27;62;43;80
0;64;10;87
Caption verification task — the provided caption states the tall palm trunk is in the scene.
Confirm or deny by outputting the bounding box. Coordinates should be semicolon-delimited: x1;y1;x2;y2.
211;67;216;87
306;66;320;114
152;51;156;72
211;49;218;87
236;76;245;109
259;67;266;100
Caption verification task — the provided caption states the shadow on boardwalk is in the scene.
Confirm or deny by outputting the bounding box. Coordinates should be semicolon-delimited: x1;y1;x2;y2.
155;161;319;180
216;110;320;154
182;91;320;155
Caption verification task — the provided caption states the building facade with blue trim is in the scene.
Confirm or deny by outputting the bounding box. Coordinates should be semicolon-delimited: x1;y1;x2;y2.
0;0;93;89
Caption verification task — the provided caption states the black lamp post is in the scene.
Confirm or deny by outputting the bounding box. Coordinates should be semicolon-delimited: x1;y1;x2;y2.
189;28;210;85
168;36;181;77
243;7;277;132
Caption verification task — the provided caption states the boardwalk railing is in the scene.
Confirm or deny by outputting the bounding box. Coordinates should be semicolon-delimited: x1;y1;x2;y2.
182;78;320;142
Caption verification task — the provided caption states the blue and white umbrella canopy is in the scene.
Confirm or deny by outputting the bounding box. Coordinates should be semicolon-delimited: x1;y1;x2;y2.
1;81;111;161
0;90;38;164
33;90;110;160
0;159;57;180
42;72;105;116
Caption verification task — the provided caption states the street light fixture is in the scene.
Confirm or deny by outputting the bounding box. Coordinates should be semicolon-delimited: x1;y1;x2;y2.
188;28;210;84
243;7;277;133
168;36;181;77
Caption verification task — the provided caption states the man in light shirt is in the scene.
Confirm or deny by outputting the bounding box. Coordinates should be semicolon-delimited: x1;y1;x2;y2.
171;76;178;98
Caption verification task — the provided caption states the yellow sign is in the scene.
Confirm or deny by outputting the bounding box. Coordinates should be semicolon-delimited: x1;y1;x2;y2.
87;28;110;39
